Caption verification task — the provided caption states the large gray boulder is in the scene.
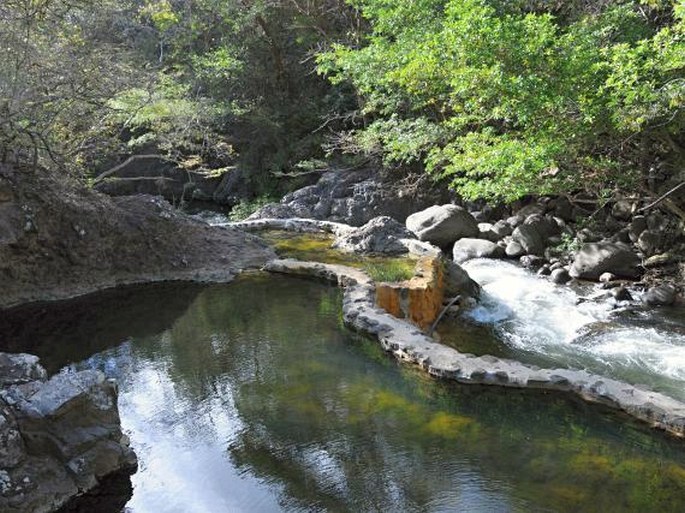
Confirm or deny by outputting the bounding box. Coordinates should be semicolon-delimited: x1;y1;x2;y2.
569;242;641;280
444;260;481;299
452;238;505;264
333;216;415;255
0;353;136;513
406;204;479;247
643;284;678;306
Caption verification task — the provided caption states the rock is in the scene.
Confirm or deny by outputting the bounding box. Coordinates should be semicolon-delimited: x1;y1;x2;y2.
515;203;546;218
551;196;574;221
549;261;564;271
0;353;136;513
0;353;47;387
491;220;513;238
643;284;678;306
644;252;680;268
599;272;616;283
505;240;526;258
511;224;546;255
577;228;602;243
611;200;634;221
550;268;571;284
637;230;662;257
212;168;251;205
444;260;481;299
477;223;500;242
520;255;546;269
629;215;648;243
537;265;551;276
246;202;311;220
569;242;641;280
612;286;633;302
506;215;524;228
333;216;414;255
452;238;505;263
406;204;479;247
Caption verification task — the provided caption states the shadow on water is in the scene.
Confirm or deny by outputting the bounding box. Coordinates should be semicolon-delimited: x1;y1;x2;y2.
4;274;685;512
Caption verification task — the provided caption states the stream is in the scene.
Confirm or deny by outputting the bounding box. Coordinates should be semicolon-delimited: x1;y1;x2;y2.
2;273;685;512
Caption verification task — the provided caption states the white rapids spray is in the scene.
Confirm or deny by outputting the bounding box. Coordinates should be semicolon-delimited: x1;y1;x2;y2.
460;259;685;401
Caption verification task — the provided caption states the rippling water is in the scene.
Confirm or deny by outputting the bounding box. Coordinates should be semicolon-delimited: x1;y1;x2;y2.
440;259;685;401
3;275;685;512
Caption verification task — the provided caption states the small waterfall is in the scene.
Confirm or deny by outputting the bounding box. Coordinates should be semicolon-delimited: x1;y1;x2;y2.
460;259;685;401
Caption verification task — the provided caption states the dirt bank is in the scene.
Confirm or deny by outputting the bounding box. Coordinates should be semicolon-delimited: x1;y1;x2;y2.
0;164;275;308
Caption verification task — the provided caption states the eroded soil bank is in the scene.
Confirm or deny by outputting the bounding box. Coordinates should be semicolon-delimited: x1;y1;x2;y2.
0;164;275;308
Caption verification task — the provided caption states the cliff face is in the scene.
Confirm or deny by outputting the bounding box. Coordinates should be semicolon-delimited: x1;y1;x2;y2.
0;164;275;308
0;353;136;513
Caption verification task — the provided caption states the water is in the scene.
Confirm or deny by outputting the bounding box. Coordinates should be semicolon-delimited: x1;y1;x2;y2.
438;259;685;401
3;275;685;512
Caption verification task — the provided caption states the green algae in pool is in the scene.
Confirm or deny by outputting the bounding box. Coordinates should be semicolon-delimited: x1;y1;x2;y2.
4;275;685;512
258;230;417;282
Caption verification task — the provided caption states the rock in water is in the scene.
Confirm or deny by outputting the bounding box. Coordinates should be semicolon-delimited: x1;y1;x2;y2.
643;284;678;306
333;216;415;255
452;238;505;264
550;268;571;284
569;242;641;280
406;204;479;247
443;260;481;299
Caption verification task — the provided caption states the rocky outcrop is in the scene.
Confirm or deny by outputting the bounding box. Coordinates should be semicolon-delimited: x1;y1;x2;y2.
0;164;275;308
264;259;685;438
333;216;416;255
0;353;136;513
248;168;448;226
569;242;641;280
406;204;479;247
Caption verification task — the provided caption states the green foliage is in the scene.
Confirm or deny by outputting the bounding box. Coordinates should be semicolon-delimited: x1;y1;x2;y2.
364;260;416;282
228;195;277;221
319;0;685;201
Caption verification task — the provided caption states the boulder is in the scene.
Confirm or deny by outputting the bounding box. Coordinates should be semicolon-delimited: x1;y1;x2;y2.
406;204;479;247
477;223;500;242
491;220;513;238
637;230;662;257
569;242;641;280
505;240;526;258
246;202;311;220
611;200;634;221
444;260;481;299
550;268;571;284
643;284;678;306
333;216;415;255
629;215;648;243
511;224;546;256
452;238;505;264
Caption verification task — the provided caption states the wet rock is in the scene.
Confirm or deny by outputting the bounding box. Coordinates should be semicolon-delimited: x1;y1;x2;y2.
549;261;564;271
612;286;633;302
643;284;678;306
599;272;616;283
406;204;478;247
0;354;47;387
452;238;505;264
505;240;525;258
537;265;551;276
333;216;414;255
550;268;571;284
444;260;481;299
569;242;641;280
520;255;546;269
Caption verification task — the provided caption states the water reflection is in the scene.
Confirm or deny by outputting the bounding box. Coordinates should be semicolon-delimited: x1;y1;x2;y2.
5;275;685;512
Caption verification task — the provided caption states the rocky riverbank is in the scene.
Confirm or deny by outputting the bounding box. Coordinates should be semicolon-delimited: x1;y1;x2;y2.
0;353;136;513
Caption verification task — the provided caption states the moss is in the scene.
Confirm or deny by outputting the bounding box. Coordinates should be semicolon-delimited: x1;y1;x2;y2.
423;411;477;439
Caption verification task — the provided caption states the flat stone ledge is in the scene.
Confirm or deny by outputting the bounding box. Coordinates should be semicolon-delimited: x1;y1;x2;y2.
265;258;685;438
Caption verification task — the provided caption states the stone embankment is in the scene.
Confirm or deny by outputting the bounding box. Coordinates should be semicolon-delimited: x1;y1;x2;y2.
0;353;136;513
265;259;685;438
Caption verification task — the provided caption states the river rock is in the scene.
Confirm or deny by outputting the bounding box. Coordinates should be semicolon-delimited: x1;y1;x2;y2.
333;216;414;255
477;223;500;242
505;240;526;258
612;286;633;302
511;224;546;256
599;272;616;283
611;200;634;221
569;242;641;280
629;215;648;243
520;255;546;269
452;238;505;264
491;220;513;238
444;260;481;299
406;204;479;247
643;284;678;306
550;268;571;284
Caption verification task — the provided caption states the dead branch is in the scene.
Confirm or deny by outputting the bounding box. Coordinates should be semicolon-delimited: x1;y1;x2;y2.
92;154;170;185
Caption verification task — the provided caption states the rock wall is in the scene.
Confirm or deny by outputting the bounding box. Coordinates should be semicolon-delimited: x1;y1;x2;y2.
0;353;136;513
